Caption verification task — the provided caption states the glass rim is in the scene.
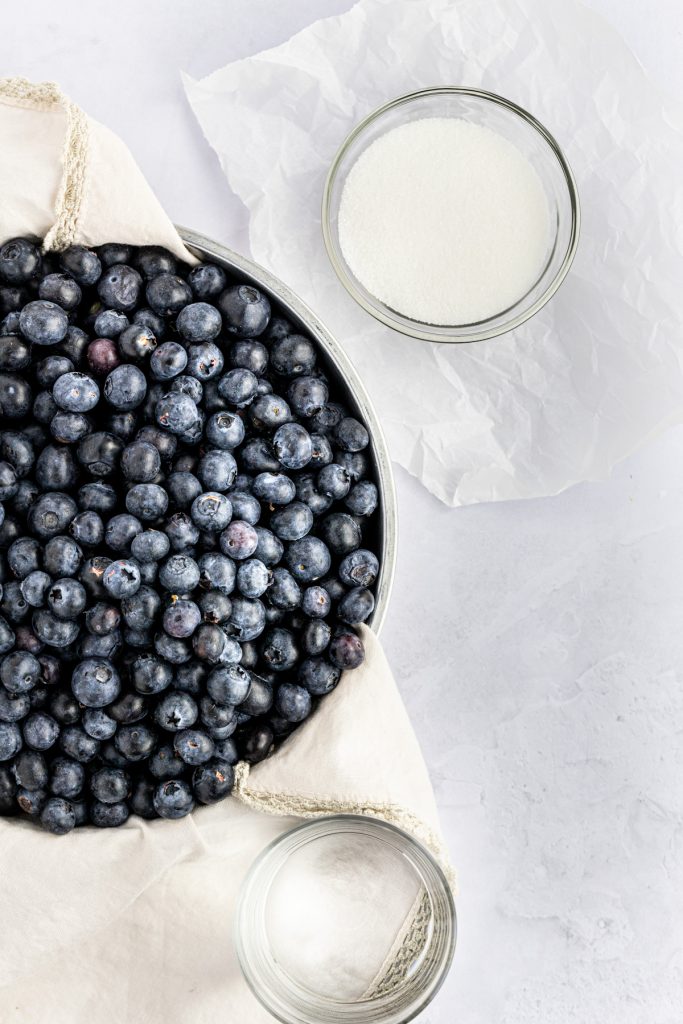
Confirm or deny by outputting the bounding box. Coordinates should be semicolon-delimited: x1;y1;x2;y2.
234;814;457;1024
321;85;581;344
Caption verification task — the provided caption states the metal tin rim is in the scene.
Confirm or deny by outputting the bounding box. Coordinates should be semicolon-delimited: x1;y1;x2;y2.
178;227;397;635
322;85;581;344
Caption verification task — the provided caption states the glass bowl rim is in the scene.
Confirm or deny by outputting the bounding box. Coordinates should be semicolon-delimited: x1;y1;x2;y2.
234;813;457;1024
321;85;581;344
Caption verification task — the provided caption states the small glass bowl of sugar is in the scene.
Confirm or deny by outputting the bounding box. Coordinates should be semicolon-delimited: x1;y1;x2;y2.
234;815;456;1024
322;87;580;344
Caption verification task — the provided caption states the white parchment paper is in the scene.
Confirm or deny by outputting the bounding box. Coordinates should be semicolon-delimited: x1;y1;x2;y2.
184;0;683;506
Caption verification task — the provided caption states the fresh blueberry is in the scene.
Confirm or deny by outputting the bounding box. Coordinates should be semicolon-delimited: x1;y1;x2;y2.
90;767;130;804
35;444;77;490
191;492;232;533
236;559;270;599
133;246;176;280
218;284;270;337
97;264;143;312
81;708;117;741
220;520;258;561
193;759;234;804
93;309;129;338
206;663;250;705
105;513;143;554
217;368;258;408
102;559;142;599
103;364;147;410
114;724;156;761
0;238;41;284
40;796;76;834
338;549;379;588
146;273;192;315
47;578;87;619
317;463;351;500
150;341;188;380
60;245;101;286
163;599;201;638
51;411;92;444
155;690;198;732
126;483;169;521
153;778;194;819
176;302;222;343
174;728;214;765
273;422;312;470
0;721;22;761
119;324;157;361
227;597;266;642
71;658;121;707
49;756;85;797
319;513;361;555
39;272;82;311
149;744;185;780
300;620;332;658
0;373;32;416
275;683;312;723
270;502;313;542
338;587;375;625
228;491;261;525
298;657;340;695
155;391;199;435
77;431;124;477
267;567;301;609
230;338;269;376
90;801;130;827
302;585;331;618
130;529;170;564
287;376;328;418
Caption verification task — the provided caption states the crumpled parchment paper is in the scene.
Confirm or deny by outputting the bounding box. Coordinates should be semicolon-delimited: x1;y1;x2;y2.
183;0;683;507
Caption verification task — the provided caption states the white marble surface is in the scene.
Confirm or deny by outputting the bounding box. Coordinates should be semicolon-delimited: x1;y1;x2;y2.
2;2;682;1021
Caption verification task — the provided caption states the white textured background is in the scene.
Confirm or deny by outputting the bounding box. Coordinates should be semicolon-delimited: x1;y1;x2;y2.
2;1;683;1021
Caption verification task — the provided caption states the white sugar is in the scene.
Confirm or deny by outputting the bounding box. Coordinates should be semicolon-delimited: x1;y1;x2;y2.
338;117;550;326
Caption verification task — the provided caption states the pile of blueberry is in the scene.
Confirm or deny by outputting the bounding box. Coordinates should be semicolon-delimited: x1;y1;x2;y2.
0;237;380;835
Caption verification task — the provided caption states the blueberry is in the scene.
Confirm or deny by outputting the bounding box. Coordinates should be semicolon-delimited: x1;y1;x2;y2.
287;376;328;418
0;722;22;760
133;246;176;280
7;537;40;578
17;786;47;816
286;536;333;585
0;373;32;416
275;682;312;723
32;610;79;648
81;708;117;741
206;663;251;705
250;393;291;431
103;364;147;410
146;273;192;315
102;559;142;599
241;438;280;475
240;723;274;764
126;483;169;521
90;801;130;827
47;578;87;619
153;778;194;819
0;689;30;722
230;338;269;375
105;514;143;555
163;599;201;638
97;243;133;268
338;549;379;588
0;238;41;284
317;463;351;500
130;529;170;564
60;245;101;286
268;567;301;609
218;284;270;337
90;767;130;804
164;512;199;552
300;620;332;658
49;756;85;797
319;513;361;555
40;796;76;834
97;264;143;312
12;749;48;788
80;556;112;598
130;778;157;819
193;623;229;663
227;597;266;641
309;402;345;435
188;263;226;299
79;481;117;513
229;491;261;525
149;744;185;780
158;554;200;595
39;272;82;311
133;307;166;339
220;520;258;560
176;302;222;343
203;412;243;454
155;690;198;731
35;444;77;490
186;341;224;382
0;431;35;477
93;309;129;338
109;692;148;725
155;391;199;435
237;559;270;599
198;589;233;625
261;628;299;672
49;692;80;726
302;585;331;618
77;431;124;477
114;724;156;761
119;324;157;361
0;334;30;370
272;333;317;376
51;411;92;444
193;758;234;804
174;728;214;765
329;631;365;670
273;422;312;470
150;341;188;381
252;476;295;512
270;502;313;542
190;492;232;534
71;658;121;707
217;368;258;408
338;587;375;625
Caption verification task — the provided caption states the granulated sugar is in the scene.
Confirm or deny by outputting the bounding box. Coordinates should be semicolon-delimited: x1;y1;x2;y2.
338;117;550;325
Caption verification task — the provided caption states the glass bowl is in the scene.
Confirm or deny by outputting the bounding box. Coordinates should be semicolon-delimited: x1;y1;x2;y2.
322;86;580;344
234;815;456;1024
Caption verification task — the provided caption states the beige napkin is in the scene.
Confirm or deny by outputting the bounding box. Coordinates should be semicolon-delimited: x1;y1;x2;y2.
0;80;452;1023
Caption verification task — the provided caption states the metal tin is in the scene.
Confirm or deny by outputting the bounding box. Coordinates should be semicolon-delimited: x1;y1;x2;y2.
179;228;397;635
